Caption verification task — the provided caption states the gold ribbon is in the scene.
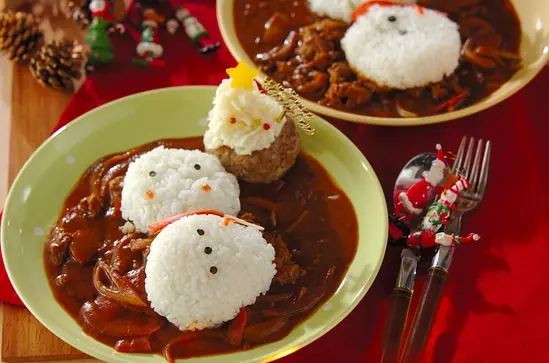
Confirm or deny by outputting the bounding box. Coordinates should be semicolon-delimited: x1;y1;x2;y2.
262;77;315;136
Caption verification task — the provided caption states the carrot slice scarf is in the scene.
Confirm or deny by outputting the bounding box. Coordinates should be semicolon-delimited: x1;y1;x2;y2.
351;1;432;22
148;210;265;233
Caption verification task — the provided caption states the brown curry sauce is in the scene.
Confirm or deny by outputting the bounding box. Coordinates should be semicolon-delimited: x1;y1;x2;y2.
44;137;358;360
233;0;522;118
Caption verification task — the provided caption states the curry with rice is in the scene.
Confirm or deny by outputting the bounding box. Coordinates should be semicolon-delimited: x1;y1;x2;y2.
44;137;358;361
233;0;522;118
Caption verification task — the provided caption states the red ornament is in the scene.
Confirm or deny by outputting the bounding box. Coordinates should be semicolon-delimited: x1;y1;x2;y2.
263;123;271;130
394;178;435;218
254;80;267;94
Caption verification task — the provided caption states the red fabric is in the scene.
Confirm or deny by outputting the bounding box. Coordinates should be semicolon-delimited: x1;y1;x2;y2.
2;1;549;362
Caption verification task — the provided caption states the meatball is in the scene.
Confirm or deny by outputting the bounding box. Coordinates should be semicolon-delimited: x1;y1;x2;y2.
207;119;300;184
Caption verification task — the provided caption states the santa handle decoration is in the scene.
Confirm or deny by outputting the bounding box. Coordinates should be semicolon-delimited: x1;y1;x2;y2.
393;144;448;223
406;177;480;249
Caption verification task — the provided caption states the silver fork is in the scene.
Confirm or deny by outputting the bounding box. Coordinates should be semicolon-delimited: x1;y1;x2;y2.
399;136;491;363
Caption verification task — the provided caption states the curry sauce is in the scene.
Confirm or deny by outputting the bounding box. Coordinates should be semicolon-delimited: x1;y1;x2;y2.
44;137;358;360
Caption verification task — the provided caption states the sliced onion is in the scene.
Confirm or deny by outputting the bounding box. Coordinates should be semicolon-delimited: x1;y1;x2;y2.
396;98;419;118
163;330;225;363
461;38;496;69
93;259;147;308
129;238;152;252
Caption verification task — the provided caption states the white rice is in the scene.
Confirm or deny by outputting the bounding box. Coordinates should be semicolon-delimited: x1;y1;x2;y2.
144;214;277;331
307;0;365;23
341;5;461;89
121;146;241;233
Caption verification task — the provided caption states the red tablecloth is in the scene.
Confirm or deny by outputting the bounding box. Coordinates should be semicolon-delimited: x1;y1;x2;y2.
2;1;549;362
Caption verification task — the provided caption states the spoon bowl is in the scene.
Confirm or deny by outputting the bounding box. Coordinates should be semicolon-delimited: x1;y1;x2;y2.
392;152;437;233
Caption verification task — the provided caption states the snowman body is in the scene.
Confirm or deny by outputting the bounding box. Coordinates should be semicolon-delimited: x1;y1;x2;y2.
144;214;276;331
341;4;461;89
121;146;240;233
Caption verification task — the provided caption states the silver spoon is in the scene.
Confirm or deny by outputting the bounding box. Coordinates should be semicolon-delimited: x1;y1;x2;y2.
382;151;450;363
389;152;438;241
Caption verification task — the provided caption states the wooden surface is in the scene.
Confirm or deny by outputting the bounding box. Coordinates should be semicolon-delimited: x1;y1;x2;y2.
2;64;90;362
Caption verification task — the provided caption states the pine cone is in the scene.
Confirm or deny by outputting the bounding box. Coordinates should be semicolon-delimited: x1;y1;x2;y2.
0;10;42;63
29;40;85;91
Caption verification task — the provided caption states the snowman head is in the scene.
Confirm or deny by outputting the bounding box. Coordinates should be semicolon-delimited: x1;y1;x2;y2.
120;146;241;233
89;0;107;13
341;2;461;89
145;213;276;331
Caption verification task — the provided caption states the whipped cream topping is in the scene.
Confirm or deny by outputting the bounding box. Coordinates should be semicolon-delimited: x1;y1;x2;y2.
203;79;286;155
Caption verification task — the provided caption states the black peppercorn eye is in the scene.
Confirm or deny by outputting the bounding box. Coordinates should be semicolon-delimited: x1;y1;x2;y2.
149;171;157;177
388;15;396;22
194;164;201;170
204;247;212;254
210;266;218;274
197;229;205;236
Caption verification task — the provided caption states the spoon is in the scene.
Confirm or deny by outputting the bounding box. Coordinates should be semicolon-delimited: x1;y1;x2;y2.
388;152;437;244
383;151;457;363
382;152;437;363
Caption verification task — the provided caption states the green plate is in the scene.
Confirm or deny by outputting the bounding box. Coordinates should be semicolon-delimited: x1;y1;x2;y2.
1;86;387;363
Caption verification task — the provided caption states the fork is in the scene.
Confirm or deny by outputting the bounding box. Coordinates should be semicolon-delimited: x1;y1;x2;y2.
399;136;491;363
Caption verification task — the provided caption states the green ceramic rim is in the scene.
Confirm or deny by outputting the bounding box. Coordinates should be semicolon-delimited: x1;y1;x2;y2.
1;86;388;363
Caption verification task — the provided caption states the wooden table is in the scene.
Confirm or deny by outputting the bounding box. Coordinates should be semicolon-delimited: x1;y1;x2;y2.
1;0;137;360
1;0;97;359
2;64;93;362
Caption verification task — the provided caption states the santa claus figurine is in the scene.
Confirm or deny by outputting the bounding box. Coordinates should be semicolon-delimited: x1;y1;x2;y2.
133;8;166;68
393;144;448;222
406;177;480;249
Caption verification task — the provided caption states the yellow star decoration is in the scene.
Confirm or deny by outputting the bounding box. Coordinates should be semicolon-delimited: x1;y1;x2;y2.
226;61;259;90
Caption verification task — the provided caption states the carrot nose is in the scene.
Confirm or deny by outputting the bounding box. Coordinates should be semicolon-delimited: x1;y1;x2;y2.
148;210;225;233
145;190;155;199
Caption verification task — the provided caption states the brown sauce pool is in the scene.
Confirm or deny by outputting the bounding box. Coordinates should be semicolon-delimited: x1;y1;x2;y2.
44;137;358;361
233;0;522;118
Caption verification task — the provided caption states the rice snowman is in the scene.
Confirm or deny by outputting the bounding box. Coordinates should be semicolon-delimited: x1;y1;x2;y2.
341;1;461;89
145;211;276;331
307;0;366;23
307;0;415;23
120;146;240;233
204;61;301;184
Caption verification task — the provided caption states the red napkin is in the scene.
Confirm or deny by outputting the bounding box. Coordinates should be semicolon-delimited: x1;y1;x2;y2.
3;1;549;362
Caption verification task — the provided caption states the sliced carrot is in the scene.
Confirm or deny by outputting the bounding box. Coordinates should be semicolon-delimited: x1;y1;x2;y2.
227;307;248;346
352;1;427;22
148;209;224;233
434;91;469;112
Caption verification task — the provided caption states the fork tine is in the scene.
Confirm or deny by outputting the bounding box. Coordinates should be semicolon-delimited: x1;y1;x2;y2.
452;136;467;174
463;137;475;180
469;139;483;192
477;140;491;196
